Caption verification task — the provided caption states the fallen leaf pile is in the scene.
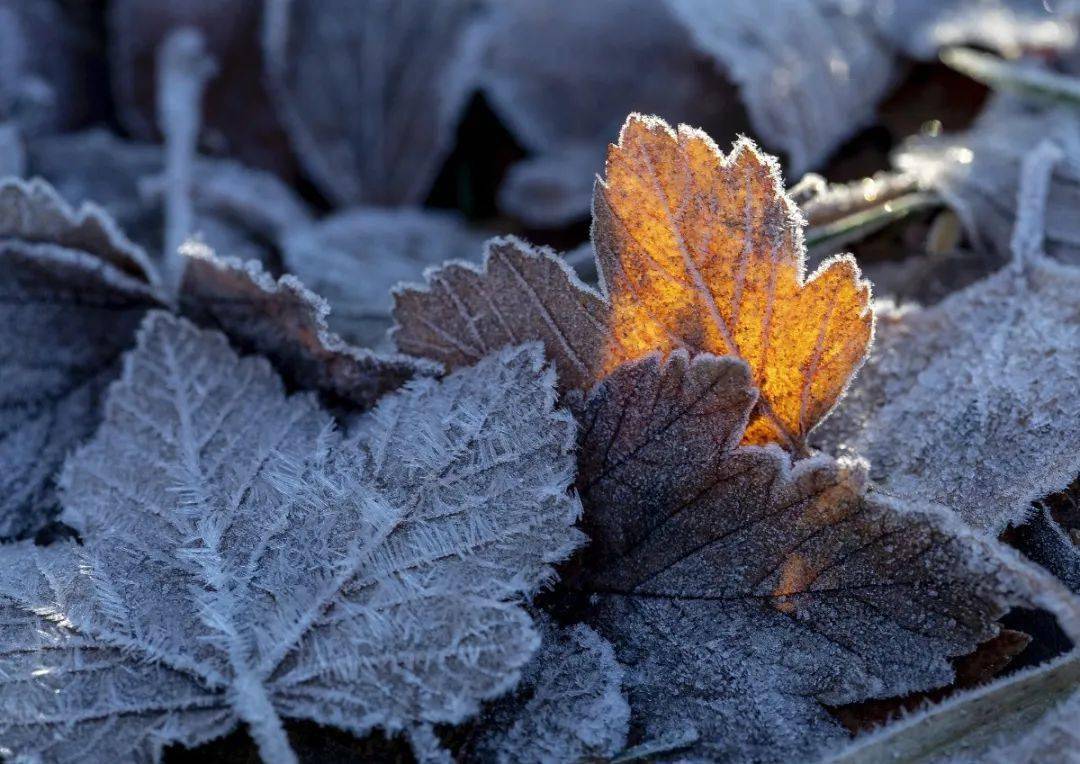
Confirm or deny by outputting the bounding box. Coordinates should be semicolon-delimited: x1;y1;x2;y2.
3;4;1080;762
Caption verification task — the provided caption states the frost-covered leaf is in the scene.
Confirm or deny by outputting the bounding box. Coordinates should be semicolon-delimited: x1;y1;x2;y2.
572;350;1080;762
897;96;1080;267
0;311;583;762
945;687;1080;764
110;0;295;176
396;115;873;453
262;0;487;205
393;235;612;393
816;143;1080;534
814;260;1080;534
868;0;1080;59
180;246;434;409
481;0;745;226
827;652;1080;763
0;178;162;539
282;208;486;348
593;115;873;450
475;621;630;763
1015;509;1080;595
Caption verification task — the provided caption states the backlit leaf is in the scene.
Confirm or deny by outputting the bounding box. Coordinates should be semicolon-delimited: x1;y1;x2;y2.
594;115;873;450
397;115;874;451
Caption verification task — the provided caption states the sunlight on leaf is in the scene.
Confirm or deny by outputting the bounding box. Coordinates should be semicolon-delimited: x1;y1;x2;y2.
593;115;874;450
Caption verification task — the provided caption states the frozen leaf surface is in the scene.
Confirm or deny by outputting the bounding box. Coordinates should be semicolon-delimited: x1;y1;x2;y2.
282;208;486;348
481;0;745;226
663;0;1079;175
263;0;486;205
476;621;630;763
0;178;162;539
593;116;873;449
817;142;1080;533
110;0;294;176
941;688;1080;764
571;350;1080;762
0;311;584;763
180;246;434;409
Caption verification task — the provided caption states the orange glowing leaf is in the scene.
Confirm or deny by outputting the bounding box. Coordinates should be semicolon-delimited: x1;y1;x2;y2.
593;114;874;450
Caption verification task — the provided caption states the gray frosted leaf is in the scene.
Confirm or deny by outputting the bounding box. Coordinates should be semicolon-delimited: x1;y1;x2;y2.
813;259;1080;534
665;0;897;176
574;351;1080;762
0;178;162;540
481;0;745;225
180;246;435;410
476;621;630;764
0;311;583;763
282;207;486;348
392;235;612;394
110;0;295;176
897;96;1080;267
263;0;487;205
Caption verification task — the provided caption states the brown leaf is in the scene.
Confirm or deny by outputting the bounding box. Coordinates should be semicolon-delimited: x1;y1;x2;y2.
392;236;613;392
569;351;1080;760
180;246;435;409
593;115;874;450
394;114;873;452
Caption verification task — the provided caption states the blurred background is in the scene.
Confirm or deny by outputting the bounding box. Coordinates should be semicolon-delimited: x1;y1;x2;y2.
4;0;1080;346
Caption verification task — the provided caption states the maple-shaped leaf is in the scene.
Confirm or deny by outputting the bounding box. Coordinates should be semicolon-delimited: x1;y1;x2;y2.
593;115;873;449
282;207;487;348
474;620;630;763
0;178;163;539
262;0;486;206
180;247;434;409
570;350;1080;761
395;114;872;451
0;311;583;762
